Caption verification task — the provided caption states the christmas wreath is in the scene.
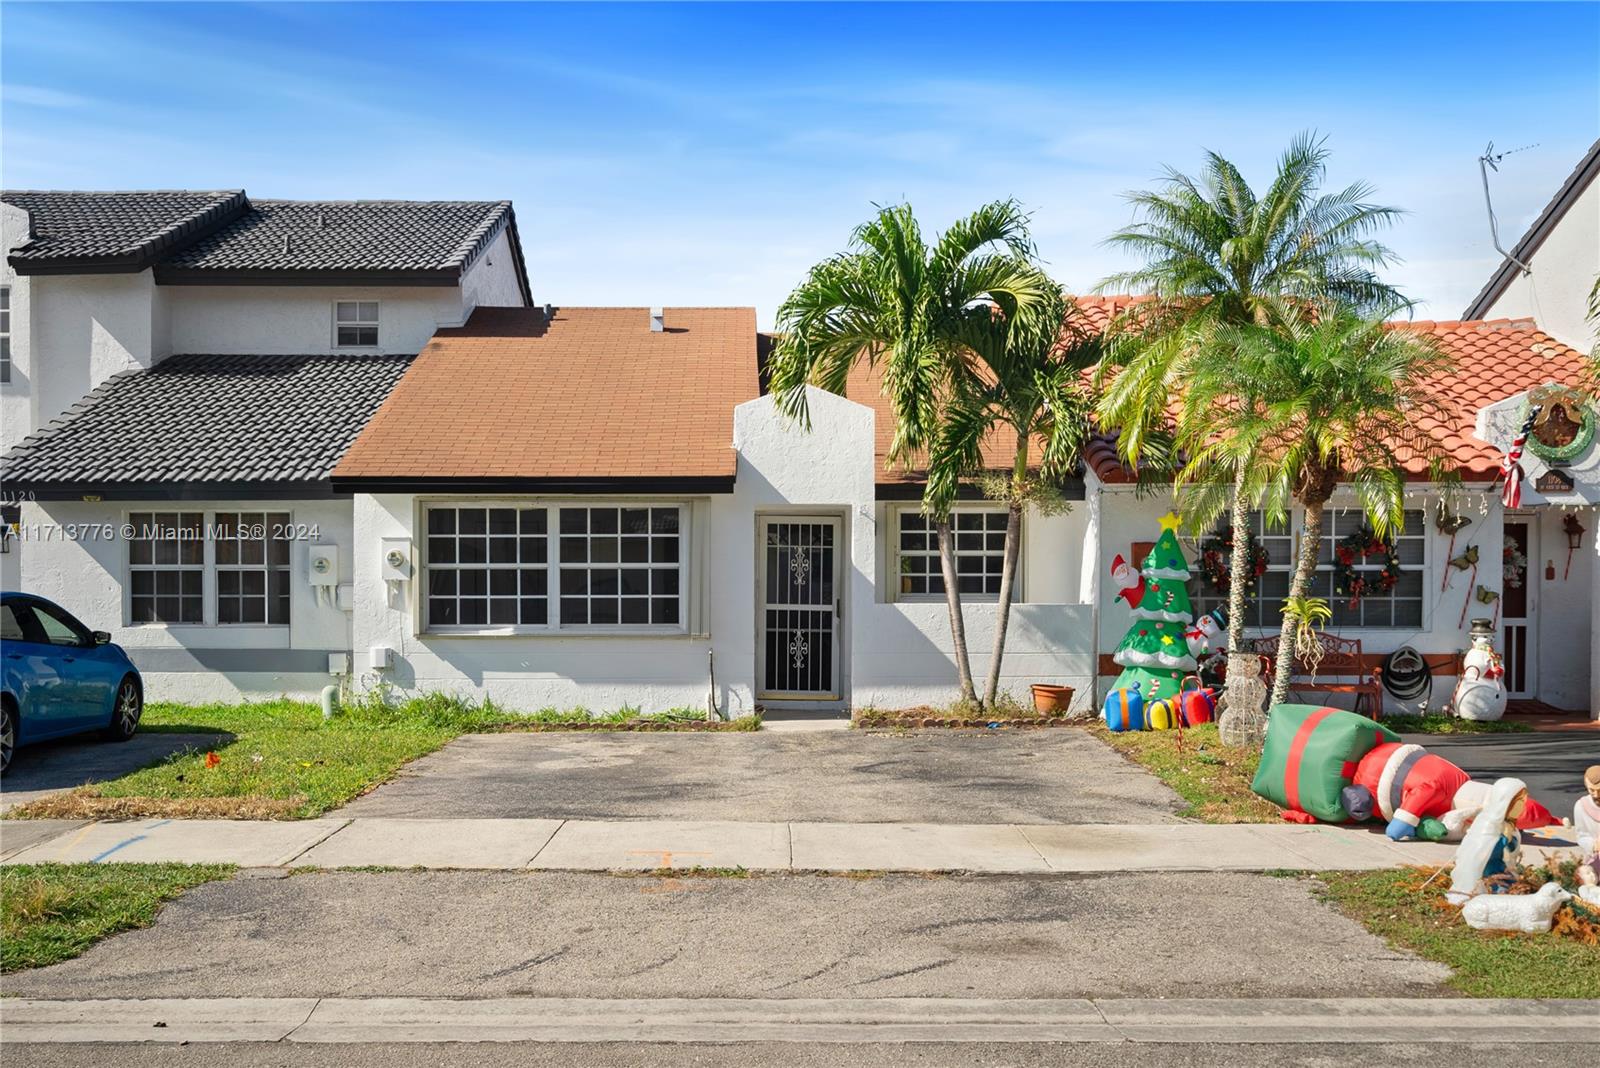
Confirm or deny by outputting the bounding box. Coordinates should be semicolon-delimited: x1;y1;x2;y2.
1198;527;1270;595
1333;526;1401;606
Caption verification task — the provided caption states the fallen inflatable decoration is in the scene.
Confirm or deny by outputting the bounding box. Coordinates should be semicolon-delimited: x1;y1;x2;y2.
1249;705;1557;834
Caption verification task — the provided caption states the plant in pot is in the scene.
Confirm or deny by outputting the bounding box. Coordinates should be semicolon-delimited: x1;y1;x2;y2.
1030;683;1075;715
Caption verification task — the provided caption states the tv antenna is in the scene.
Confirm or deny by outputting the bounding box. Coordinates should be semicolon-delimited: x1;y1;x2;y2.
1479;141;1538;277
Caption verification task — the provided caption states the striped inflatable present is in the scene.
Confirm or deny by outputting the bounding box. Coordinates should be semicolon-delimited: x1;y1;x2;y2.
1250;704;1400;823
1102;687;1145;732
1147;699;1179;731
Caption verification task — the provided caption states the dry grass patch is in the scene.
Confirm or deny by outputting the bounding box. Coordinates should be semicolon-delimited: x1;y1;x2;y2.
9;790;307;821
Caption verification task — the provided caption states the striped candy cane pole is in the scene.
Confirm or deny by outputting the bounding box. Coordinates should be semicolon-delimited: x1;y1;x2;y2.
1499;406;1541;509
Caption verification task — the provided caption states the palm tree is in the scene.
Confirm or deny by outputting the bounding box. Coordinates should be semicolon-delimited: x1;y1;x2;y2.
1180;305;1454;710
927;286;1100;707
768;201;1054;703
1095;133;1407;741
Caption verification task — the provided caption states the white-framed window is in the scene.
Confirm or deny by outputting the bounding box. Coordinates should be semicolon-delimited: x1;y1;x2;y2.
426;505;549;628
1191;507;1425;630
128;512;205;624
214;512;292;624
422;502;685;633
893;506;1010;599
1;284;11;384
334;301;379;347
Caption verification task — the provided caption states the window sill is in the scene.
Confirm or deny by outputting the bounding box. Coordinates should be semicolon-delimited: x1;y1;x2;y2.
422;627;698;640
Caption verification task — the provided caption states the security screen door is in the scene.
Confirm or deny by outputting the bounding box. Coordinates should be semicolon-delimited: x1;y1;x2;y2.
757;516;841;699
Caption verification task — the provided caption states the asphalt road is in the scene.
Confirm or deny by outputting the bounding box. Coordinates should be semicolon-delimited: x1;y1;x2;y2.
1402;729;1600;817
1;869;1447;1000
336;729;1184;824
2;1043;1585;1067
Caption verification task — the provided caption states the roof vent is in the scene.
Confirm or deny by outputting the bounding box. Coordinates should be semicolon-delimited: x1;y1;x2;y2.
650;307;665;333
316;211;327;229
282;233;292;254
543;302;555;321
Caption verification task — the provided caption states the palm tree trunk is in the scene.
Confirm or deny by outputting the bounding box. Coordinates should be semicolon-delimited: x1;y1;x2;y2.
984;439;1031;708
937;518;978;704
1269;497;1327;709
1219;466;1265;744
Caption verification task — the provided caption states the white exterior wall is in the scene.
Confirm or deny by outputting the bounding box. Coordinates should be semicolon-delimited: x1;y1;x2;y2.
1095;485;1508;715
28;271;167;434
165;285;468;356
1479;172;1599;354
2;203;34;457
348;387;1098;715
460;230;526;311
16;498;354;702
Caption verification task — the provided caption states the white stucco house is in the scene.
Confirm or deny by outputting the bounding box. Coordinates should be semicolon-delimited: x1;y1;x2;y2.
2;168;1597;720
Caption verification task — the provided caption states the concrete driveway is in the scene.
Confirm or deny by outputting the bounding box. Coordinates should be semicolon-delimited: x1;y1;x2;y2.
336;729;1183;824
0;731;222;813
1401;729;1600;817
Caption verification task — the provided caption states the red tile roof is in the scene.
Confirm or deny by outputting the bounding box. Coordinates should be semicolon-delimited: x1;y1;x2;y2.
1080;305;1591;484
333;306;759;487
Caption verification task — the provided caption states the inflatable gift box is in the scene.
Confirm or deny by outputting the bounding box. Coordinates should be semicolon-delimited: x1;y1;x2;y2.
1103;687;1145;732
1250;705;1400;824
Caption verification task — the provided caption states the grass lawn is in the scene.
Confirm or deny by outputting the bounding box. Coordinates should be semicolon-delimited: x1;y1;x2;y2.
6;695;757;821
1089;722;1280;823
1;863;234;973
1383;713;1531;735
1313;861;1600;999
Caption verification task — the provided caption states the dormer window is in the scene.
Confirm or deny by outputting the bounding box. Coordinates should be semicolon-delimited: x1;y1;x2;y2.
334;301;379;347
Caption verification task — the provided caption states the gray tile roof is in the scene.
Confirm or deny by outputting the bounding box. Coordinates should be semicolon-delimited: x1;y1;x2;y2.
0;352;413;489
3;190;247;272
156;199;513;277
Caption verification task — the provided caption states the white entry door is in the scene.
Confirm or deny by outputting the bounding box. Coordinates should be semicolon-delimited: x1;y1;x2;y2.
1502;517;1537;699
757;516;842;700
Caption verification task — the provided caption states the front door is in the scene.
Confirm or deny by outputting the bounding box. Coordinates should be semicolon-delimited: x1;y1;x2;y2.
757;515;842;701
1502;517;1536;699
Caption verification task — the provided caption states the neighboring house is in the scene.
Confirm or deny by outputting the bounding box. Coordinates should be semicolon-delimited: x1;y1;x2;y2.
1463;139;1600;354
0;189;531;695
2;184;1595;719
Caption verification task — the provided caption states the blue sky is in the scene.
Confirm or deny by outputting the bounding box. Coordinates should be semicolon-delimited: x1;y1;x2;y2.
3;2;1596;327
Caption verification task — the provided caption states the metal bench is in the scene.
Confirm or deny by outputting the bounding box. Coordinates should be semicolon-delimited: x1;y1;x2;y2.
1245;633;1383;718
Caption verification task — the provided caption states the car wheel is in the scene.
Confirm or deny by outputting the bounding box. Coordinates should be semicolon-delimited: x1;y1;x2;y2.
104;678;142;742
0;701;14;775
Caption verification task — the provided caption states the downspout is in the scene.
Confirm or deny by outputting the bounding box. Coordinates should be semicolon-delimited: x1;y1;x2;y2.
1083;473;1104;709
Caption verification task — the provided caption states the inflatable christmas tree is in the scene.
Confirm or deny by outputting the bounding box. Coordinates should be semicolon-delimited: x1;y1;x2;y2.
1111;511;1198;702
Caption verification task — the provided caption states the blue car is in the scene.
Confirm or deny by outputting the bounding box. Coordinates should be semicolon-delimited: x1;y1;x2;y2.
1;592;143;775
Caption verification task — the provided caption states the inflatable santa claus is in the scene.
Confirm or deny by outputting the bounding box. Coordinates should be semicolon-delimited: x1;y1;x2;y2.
1349;741;1555;841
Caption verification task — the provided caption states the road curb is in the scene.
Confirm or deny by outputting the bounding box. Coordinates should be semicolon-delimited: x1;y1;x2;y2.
4;996;1595;1045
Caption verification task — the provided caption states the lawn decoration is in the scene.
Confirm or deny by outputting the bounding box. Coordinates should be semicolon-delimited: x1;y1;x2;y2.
1460;882;1573;933
1576;765;1600;886
1102;685;1145;732
1250;704;1400;824
1109;512;1199;703
1332;527;1401;609
1197;527;1269;596
1177;676;1216;726
1523;384;1594;463
1109;553;1147;608
1252;708;1557;835
1183;608;1227;659
1448;778;1531;904
1453;622;1506;722
1434;500;1470;590
1464;584;1499;631
1498;405;1541;509
1563;513;1586;580
1444;543;1478;595
1147;698;1179;731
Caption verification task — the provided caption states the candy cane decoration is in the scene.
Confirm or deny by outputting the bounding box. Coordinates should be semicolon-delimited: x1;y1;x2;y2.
1499;406;1541;509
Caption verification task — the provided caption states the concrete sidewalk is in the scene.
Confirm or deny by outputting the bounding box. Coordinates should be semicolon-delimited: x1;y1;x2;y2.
0;816;1580;872
4;996;1594;1045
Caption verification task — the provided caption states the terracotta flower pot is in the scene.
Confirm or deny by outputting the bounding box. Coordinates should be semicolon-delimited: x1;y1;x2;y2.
1031;684;1075;714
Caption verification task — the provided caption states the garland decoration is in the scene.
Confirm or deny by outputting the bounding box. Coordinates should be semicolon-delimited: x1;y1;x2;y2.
1198;527;1270;596
1333;526;1402;608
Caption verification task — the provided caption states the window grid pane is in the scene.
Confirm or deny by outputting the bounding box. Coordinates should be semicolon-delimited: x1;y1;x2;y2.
128;512;204;623
426;506;549;628
1191;508;1424;632
897;508;1007;598
334;301;379;347
556;506;682;628
214;512;292;625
